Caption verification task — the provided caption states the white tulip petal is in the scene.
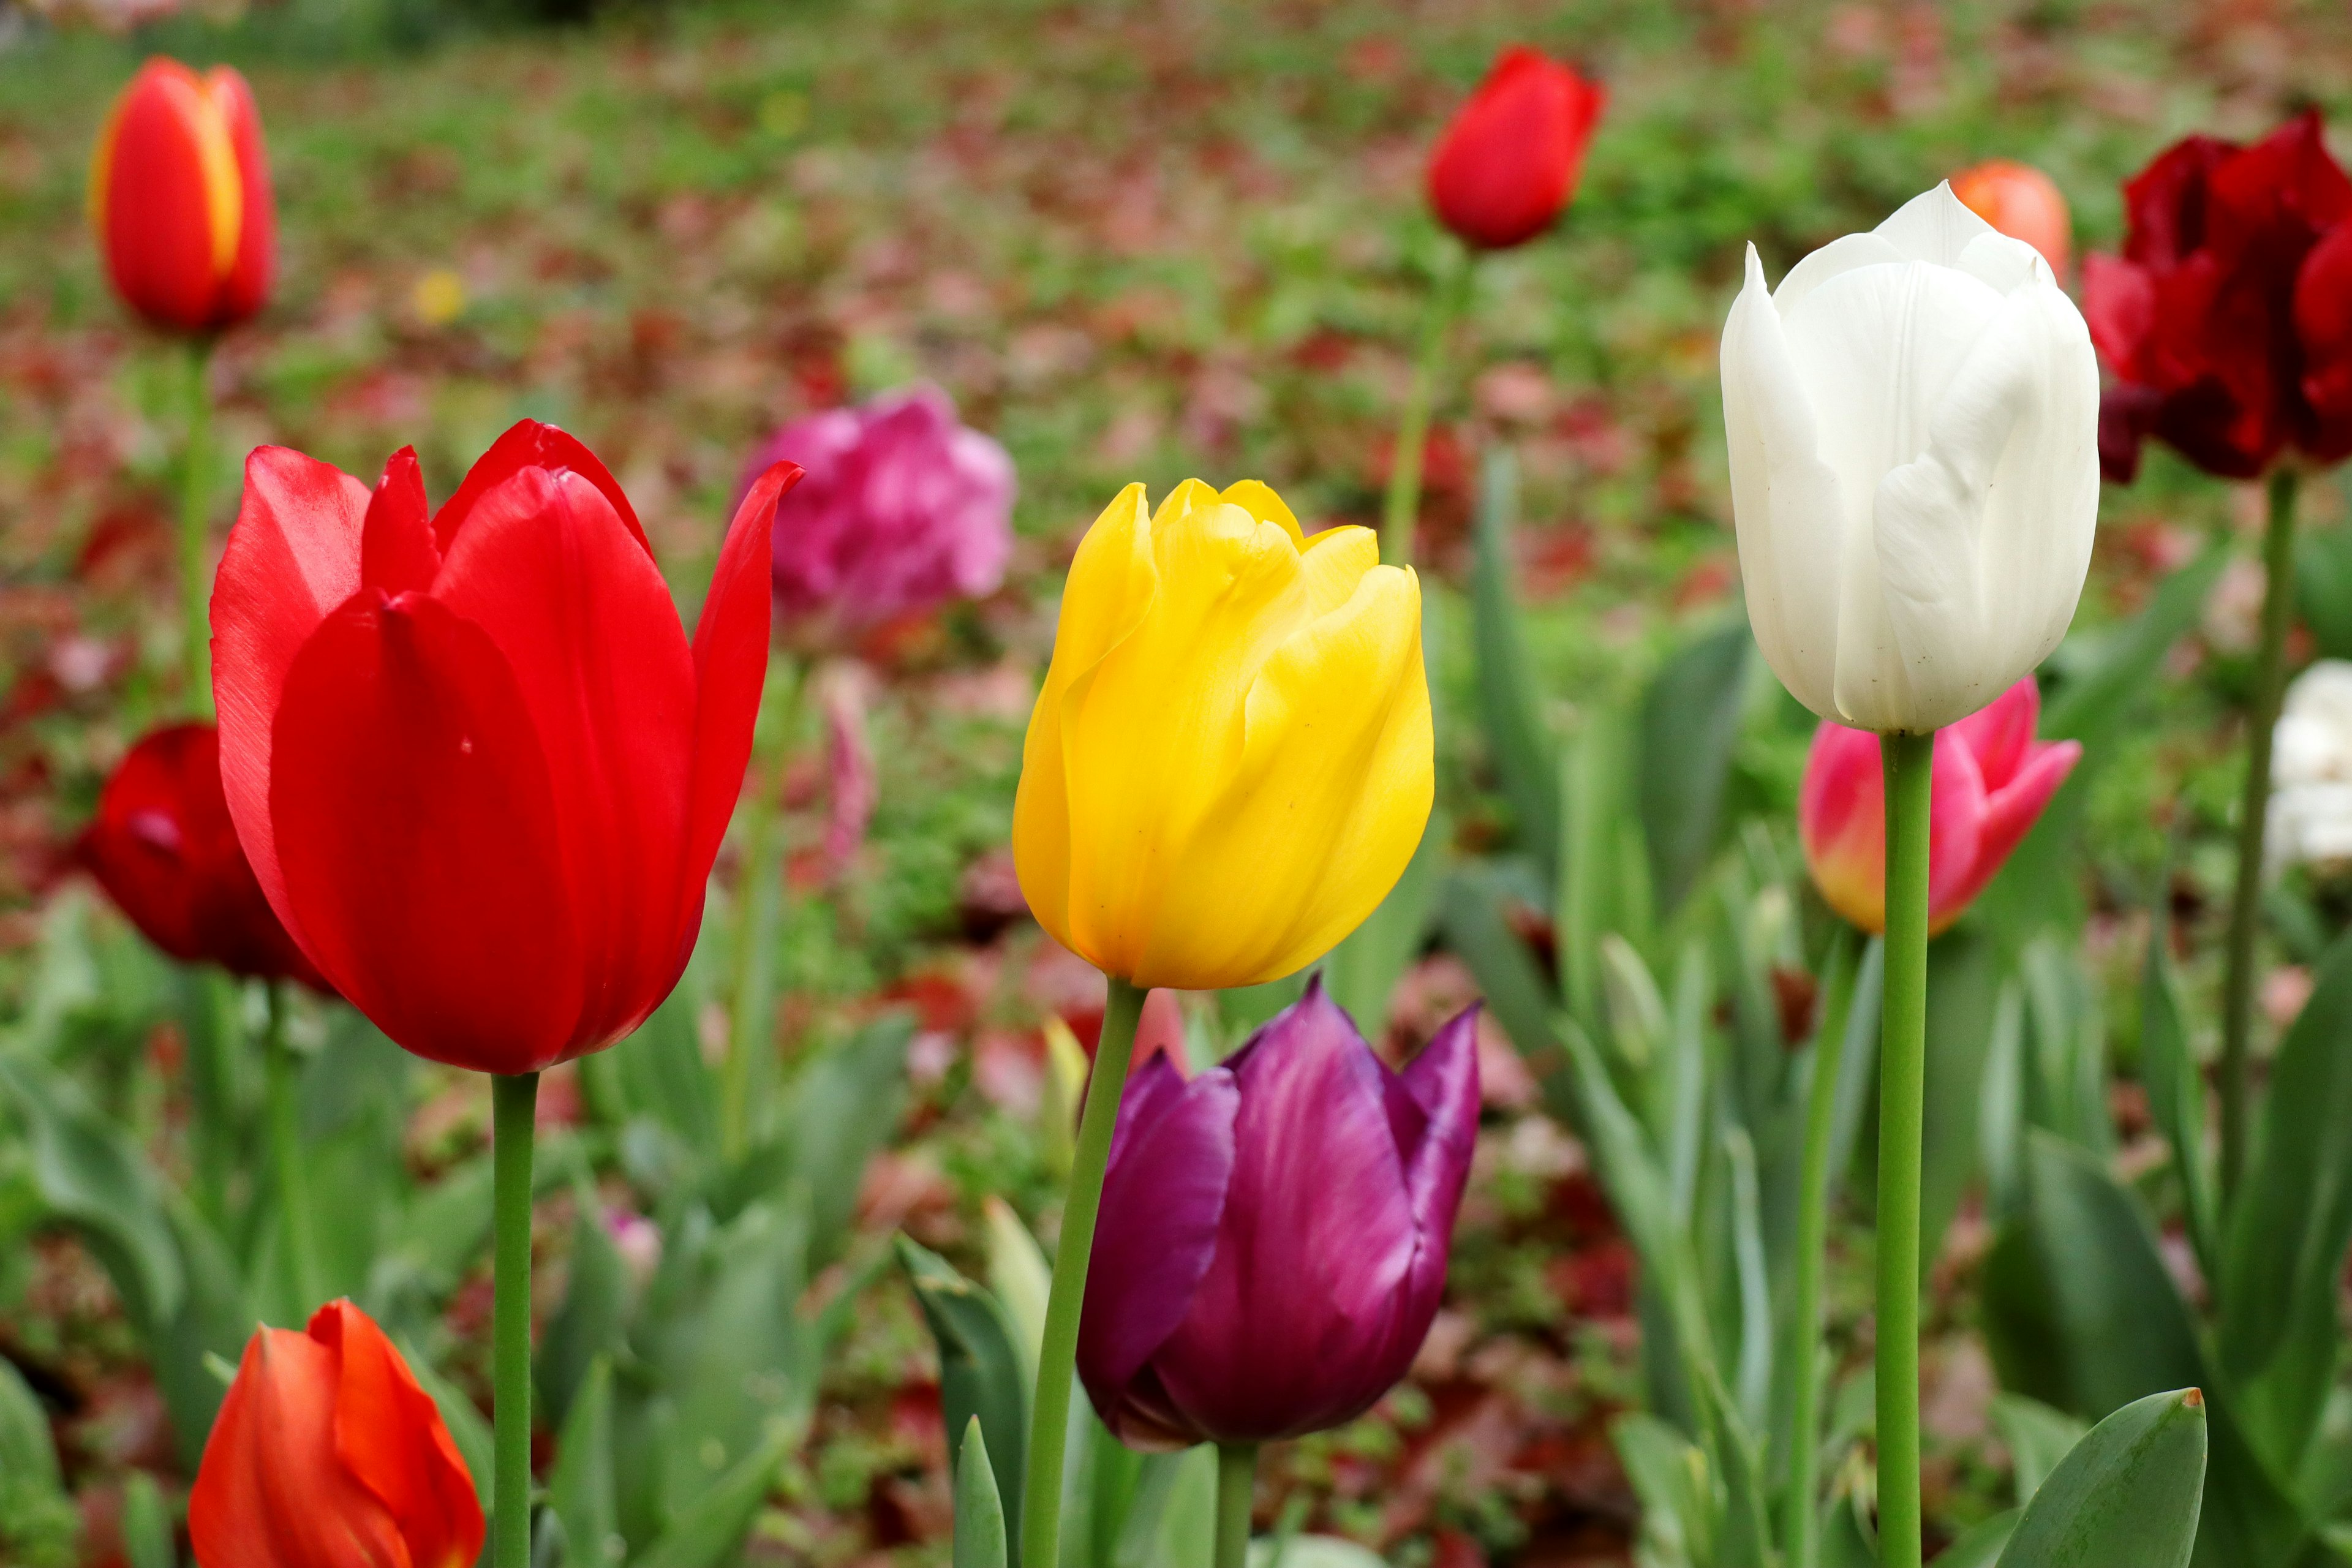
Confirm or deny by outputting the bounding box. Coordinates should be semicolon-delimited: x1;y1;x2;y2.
1774;233;1908;316
1872;181;1997;266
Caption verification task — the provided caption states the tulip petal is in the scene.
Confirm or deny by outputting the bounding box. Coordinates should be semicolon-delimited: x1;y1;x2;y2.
312;1302;484;1568
1150;986;1423;1441
1381;1005;1482;1368
1946;676;2041;793
213;446;370;941
432;468;698;1049
360;447;438;595
1079;1055;1238;1403
1799;723;1988;933
1937;737;2079;929
432;420;649;558
189;1328;411;1568
94;60;240;331
271;590;582;1072
205;67;274;325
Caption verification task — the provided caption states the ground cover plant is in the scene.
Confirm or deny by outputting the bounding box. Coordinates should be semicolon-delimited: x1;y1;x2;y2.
7;1;2352;1565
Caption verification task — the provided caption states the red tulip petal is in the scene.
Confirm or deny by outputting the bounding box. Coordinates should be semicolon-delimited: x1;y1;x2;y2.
2120;134;2235;270
271;589;582;1072
1938;739;2081;927
1798;721;1890;931
1923;735;1989;933
213;445;369;944
2298;222;2352;459
311;1302;485;1568
205;66;273;326
94;59;237;332
432;466;698;1049
1425;46;1603;251
81;722;209;962
188;1327;409;1568
1946;676;2041;793
2082;254;2155;381
432;420;647;557
679;462;797;936
361;447;439;595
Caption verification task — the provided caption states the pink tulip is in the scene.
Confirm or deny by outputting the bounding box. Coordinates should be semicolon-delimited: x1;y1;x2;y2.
1799;678;2079;936
742;384;1015;637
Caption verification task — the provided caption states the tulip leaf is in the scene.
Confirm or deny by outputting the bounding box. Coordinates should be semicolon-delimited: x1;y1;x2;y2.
1637;618;1752;915
1944;1512;2020;1568
2136;922;2215;1273
630;1421;794;1568
1112;1446;1216;1568
551;1357;620;1568
1920;929;2003;1280
1992;1394;2089;1505
1245;1539;1387;1568
540;1176;631;1431
1469;448;1559;880
1613;1412;1714;1568
2297;521;2352;662
897;1234;1028;1555
1557;707;1646;1029
955;1419;1010;1568
119;1472;171;1568
982;1197;1051;1388
1994;1387;2206;1568
779;1012;913;1264
1320;812;1442;1036
149;1196;251;1471
1438;869;1566;1098
0;1357;61;1495
2218;921;2352;1472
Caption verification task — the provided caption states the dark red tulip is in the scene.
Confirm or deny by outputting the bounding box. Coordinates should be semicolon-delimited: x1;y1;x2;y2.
211;420;801;1074
80;722;326;990
89;58;274;334
1077;981;1479;1449
2086;113;2352;481
1426;46;1606;251
190;1299;482;1568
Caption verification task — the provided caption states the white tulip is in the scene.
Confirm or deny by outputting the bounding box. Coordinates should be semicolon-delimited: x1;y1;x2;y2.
1721;183;2101;733
2271;660;2352;870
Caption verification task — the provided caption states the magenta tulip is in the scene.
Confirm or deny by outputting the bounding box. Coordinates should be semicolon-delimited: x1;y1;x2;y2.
742;384;1014;636
1076;980;1479;1449
1799;677;2079;935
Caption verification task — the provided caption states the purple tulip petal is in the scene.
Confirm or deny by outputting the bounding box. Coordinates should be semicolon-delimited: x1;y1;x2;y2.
1370;1004;1483;1374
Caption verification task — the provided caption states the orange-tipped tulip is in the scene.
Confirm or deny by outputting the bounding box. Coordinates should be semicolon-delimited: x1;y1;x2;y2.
1798;677;2079;936
89;57;274;334
1950;158;2071;277
190;1300;483;1568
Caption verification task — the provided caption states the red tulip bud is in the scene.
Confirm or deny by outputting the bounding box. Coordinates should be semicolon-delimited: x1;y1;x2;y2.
190;1300;483;1568
1950;159;2072;276
1425;46;1605;252
89;57;275;334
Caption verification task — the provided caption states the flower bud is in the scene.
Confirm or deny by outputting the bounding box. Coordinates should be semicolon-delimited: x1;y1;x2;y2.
1950;159;2071;276
1425;46;1605;251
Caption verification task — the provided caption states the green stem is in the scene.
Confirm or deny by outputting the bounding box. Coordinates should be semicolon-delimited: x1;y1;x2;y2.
492;1072;540;1568
260;982;322;1314
1215;1443;1258;1568
1784;935;1856;1568
1019;976;1147;1568
722;659;802;1164
1877;731;1934;1568
180;337;216;716
1380;244;1472;568
2220;467;2301;1203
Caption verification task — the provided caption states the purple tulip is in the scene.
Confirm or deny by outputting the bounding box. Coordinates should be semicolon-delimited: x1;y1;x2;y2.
742;383;1016;635
1077;979;1480;1450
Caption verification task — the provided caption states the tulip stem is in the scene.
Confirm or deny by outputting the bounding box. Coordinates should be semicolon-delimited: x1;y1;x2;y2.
1381;242;1472;568
491;1071;540;1568
1019;975;1147;1568
1784;933;1856;1568
260;981;322;1314
722;658;803;1165
1215;1442;1258;1568
1877;730;1934;1568
2220;467;2301;1204
180;337;216;717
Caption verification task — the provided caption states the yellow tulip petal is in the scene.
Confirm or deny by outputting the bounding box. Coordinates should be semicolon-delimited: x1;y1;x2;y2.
1217;480;1306;549
1295;524;1377;618
1151;477;1222;535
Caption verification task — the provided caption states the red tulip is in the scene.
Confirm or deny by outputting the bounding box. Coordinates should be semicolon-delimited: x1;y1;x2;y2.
190;1299;483;1568
211;420;800;1074
2086;113;2352;481
79;722;326;990
1799;678;2079;937
1950;159;2072;276
1426;46;1606;252
89;57;274;334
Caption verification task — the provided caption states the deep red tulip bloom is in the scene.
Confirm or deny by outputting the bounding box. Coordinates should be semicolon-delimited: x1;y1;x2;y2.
1799;677;2079;937
1077;981;1480;1449
2086;113;2352;481
89;57;274;334
212;420;801;1074
190;1298;483;1568
79;722;326;990
1426;46;1606;251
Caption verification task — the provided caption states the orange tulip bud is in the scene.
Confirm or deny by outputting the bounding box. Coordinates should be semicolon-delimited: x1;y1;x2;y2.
190;1300;483;1568
1950;158;2071;277
89;57;275;334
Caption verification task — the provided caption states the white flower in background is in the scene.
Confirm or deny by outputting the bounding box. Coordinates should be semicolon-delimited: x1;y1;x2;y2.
2270;661;2352;868
1721;183;2101;733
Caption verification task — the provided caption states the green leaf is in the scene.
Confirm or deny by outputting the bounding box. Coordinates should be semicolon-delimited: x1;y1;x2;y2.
982;1197;1050;1388
1112;1446;1216;1568
955;1419;1011;1568
897;1234;1028;1554
1557;708;1646;1028
629;1423;793;1568
1320;815;1441;1036
1945;1512;2020;1568
540;1177;630;1428
0;1050;183;1327
1245;1539;1387;1568
1637;619;1752;914
2136;924;2215;1274
1469;448;1558;878
778;1013;914;1262
1992;1395;2089;1505
1612;1412;1714;1568
1995;1388;2207;1568
1438;869;1565;1098
1920;929;2003;1280
149;1197;250;1471
0;1355;61;1493
551;1357;621;1568
119;1471;172;1568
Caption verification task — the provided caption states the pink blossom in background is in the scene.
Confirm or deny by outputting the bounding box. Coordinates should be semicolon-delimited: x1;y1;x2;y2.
743;384;1016;635
821;662;878;879
1799;677;2080;936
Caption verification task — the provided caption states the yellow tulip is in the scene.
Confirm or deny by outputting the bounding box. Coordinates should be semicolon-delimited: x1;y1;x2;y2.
1014;478;1433;990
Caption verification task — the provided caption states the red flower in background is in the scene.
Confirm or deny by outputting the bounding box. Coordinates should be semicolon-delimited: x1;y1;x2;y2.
2087;113;2352;481
89;58;274;334
190;1299;482;1568
80;722;326;990
1426;47;1606;251
1951;159;2072;276
211;420;799;1074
